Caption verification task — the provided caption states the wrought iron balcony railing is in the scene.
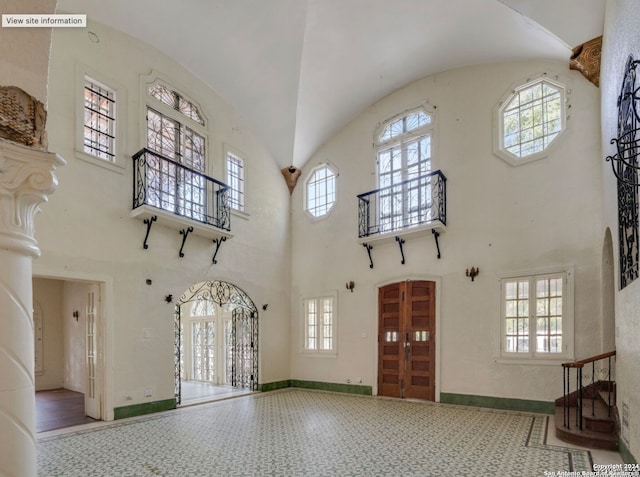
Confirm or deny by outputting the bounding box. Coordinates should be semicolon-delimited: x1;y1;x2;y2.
358;170;446;239
132;148;231;231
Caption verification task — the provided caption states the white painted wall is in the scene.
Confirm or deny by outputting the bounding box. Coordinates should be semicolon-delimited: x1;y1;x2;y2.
601;0;640;460
35;18;291;413
33;278;64;390
61;281;88;393
290;60;603;403
0;0;55;104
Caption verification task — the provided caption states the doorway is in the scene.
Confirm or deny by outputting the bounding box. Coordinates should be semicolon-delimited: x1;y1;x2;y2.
33;277;104;431
378;280;436;400
175;280;258;406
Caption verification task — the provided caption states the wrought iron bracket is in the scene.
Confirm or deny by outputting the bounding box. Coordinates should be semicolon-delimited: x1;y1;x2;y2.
179;226;194;258
395;236;406;265
432;229;442;259
212;236;227;264
142;215;157;250
362;243;374;269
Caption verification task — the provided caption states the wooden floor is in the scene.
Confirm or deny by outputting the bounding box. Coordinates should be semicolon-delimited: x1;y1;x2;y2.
36;388;97;433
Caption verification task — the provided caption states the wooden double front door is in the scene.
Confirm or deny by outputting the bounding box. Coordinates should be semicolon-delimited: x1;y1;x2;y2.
378;280;436;400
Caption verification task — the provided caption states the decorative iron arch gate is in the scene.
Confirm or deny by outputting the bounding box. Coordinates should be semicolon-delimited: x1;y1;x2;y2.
174;280;259;405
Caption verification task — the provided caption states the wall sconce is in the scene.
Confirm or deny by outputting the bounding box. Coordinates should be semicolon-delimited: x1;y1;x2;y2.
466;267;480;282
72;310;79;321
165;294;173;303
345;281;355;293
467;267;480;281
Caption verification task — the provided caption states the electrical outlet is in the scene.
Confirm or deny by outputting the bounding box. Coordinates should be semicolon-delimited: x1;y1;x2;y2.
346;378;351;384
144;389;153;397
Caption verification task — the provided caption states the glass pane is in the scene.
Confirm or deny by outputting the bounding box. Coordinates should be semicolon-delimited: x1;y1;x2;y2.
178;97;205;125
306;167;336;217
149;84;176;108
517;300;529;316
505;282;517;300
502;80;563;159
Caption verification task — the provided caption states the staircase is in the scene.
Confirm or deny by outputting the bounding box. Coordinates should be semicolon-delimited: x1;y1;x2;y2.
555;351;618;451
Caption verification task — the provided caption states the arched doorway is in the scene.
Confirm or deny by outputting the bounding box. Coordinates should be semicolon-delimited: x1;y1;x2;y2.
174;281;258;405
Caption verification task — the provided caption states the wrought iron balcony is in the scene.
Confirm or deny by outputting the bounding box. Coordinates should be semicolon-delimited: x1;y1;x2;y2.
358;170;446;240
132;148;231;237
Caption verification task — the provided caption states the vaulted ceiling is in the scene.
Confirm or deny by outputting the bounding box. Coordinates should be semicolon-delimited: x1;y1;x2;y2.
56;0;604;169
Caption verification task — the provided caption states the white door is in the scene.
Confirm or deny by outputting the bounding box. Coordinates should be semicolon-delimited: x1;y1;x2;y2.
85;284;101;419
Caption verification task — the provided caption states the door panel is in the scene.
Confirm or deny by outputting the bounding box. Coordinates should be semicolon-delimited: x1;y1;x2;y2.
85;284;101;419
378;283;402;398
378;280;435;401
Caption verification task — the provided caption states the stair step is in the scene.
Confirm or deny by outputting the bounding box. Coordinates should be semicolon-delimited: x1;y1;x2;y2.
555;405;618;451
584;417;615;433
598;389;615;408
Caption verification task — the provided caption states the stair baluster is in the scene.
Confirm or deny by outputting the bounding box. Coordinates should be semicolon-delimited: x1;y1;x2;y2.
557;350;617;450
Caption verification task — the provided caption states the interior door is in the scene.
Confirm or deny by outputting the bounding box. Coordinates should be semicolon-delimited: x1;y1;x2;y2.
85;284;101;419
378;280;435;400
378;282;403;398
403;281;436;400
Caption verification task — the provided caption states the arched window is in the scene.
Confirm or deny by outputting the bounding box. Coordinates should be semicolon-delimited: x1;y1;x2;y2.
375;107;434;232
305;164;337;219
144;79;208;220
496;76;567;165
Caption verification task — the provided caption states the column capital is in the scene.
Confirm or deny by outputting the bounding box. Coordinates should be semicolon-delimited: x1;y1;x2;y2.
0;139;65;257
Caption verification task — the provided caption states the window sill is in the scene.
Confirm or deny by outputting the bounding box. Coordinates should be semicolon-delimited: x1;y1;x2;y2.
75;149;126;174
300;351;337;358
231;208;250;221
494;356;572;366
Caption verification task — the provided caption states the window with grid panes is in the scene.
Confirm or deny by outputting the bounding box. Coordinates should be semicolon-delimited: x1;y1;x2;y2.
497;76;566;165
83;77;116;162
305;165;336;219
376;107;433;233
226;151;245;212
145;82;207;221
500;271;573;360
303;295;336;354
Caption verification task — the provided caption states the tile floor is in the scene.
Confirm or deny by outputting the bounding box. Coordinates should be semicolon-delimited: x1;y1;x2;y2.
37;389;623;476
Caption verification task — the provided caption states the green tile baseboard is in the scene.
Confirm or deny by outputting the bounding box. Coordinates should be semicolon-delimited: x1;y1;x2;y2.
620;439;638;464
260;379;372;396
114;398;176;420
260;380;292;392
440;392;555;414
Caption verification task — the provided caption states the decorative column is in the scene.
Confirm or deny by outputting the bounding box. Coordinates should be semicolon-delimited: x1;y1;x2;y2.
0;138;64;477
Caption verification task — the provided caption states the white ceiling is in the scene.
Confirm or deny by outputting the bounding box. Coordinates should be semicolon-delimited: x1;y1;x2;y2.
56;0;604;169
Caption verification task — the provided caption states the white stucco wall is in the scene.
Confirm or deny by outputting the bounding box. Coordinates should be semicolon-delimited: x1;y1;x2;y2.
61;281;89;393
34;19;291;415
0;0;56;104
290;60;603;404
601;0;640;460
33;278;64;391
